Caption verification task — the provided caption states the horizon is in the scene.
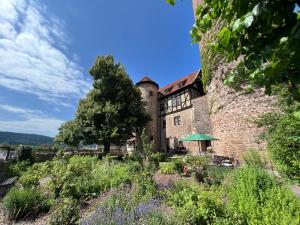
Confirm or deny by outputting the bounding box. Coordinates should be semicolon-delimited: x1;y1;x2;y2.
0;0;200;137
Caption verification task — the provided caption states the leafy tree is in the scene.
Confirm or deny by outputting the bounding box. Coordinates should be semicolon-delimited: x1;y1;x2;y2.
15;145;35;163
56;121;81;148
57;56;150;154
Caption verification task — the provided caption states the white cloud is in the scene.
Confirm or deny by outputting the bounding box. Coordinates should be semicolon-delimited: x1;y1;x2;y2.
0;104;63;137
0;0;90;104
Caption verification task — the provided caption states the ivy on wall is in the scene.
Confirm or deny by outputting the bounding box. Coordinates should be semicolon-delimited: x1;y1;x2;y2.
168;0;300;101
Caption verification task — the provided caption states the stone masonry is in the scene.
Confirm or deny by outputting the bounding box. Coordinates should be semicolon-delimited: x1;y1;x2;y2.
191;0;277;159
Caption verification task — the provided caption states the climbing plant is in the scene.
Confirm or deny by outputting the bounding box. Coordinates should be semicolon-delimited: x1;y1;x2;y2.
168;0;300;101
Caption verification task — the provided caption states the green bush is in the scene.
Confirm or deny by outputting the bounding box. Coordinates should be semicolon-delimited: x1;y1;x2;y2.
204;165;232;185
15;145;35;163
185;155;210;167
49;198;79;225
92;161;135;196
160;162;176;174
8;160;31;176
165;180;226;224
18;162;50;187
267;114;300;182
3;187;50;220
225;167;300;224
242;149;264;168
45;156;136;199
133;170;157;201
173;157;185;174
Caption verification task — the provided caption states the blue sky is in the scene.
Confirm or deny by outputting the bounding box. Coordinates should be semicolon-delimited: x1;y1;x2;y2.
0;0;200;137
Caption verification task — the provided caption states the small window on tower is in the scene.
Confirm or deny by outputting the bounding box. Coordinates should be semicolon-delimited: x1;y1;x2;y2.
149;91;153;96
150;136;154;141
162;120;166;128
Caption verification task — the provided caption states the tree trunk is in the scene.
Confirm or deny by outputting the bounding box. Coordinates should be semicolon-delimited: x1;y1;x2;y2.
103;142;110;155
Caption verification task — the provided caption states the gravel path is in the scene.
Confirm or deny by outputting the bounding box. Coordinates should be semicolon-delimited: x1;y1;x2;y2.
289;184;300;198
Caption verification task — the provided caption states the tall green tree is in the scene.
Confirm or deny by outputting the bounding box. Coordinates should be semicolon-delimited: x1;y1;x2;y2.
56;120;82;148
56;56;150;154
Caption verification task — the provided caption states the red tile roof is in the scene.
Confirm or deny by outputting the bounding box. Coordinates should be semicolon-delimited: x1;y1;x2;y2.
159;71;200;96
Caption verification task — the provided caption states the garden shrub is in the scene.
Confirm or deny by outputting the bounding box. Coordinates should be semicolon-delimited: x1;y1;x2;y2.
204;165;232;185
225;167;300;224
15;145;35;163
50;197;79;225
160;162;176;174
132;170;157;201
241;149;264;168
3;187;50;220
183;155;210;170
18;162;50;187
267;113;300;182
173;157;185;174
164;180;226;224
260;186;300;225
92;161;135;196
8;160;31;176
45;156;137;200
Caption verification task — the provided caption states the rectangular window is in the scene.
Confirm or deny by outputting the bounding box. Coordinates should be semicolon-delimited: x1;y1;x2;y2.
162;120;166;128
174;116;181;126
160;103;164;112
176;95;181;106
172;98;177;107
179;141;183;147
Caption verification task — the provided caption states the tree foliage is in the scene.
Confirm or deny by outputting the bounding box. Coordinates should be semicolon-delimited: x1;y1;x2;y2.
257;108;300;182
195;0;300;100
56;121;81;147
170;0;300;100
56;56;150;154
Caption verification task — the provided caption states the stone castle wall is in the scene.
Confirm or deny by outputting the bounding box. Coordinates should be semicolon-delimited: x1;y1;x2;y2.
206;67;277;159
192;0;277;159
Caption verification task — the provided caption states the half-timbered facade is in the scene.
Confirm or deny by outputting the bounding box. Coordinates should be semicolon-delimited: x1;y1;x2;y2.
136;70;210;154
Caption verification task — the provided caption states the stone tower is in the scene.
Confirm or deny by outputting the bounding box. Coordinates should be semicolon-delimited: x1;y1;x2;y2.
136;77;159;150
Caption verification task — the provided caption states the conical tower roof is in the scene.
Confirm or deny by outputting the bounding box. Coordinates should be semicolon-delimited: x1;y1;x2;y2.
136;76;159;88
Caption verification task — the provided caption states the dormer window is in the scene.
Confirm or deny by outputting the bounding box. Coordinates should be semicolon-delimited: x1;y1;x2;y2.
165;87;173;94
178;80;187;88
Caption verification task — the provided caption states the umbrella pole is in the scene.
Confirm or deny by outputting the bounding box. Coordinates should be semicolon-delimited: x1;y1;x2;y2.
198;140;200;155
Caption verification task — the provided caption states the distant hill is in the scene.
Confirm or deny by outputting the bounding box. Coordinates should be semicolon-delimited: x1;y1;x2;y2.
0;131;54;145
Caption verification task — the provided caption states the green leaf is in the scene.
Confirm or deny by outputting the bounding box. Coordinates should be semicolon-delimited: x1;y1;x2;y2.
252;3;261;16
232;19;243;32
196;5;202;16
166;0;176;6
244;13;254;28
293;111;300;119
221;30;231;47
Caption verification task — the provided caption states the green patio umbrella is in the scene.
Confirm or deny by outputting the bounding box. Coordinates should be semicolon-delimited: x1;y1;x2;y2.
179;133;218;153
